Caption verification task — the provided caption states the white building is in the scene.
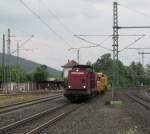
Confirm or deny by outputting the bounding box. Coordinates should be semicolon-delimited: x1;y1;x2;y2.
62;60;77;78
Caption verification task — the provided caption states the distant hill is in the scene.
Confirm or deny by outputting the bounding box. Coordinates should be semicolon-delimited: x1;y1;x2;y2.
0;53;61;77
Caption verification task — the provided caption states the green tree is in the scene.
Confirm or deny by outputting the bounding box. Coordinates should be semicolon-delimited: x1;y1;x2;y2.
0;65;30;82
93;53;113;84
91;53;150;87
86;61;92;66
33;65;49;81
129;62;148;86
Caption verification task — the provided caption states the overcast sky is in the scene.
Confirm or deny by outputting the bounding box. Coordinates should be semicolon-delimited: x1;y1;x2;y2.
0;0;150;70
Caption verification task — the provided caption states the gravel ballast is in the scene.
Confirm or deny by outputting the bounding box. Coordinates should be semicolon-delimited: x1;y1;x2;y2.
1;90;150;134
120;91;150;134
41;91;143;134
0;97;67;127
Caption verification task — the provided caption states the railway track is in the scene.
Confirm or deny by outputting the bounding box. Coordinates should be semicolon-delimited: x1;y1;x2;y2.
0;90;64;97
26;104;81;134
0;94;63;114
0;103;82;134
127;92;150;110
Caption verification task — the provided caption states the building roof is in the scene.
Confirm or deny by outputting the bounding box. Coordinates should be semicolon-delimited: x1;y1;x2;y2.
62;60;78;68
73;64;92;69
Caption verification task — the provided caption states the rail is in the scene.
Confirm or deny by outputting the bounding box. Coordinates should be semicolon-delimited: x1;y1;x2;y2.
0;94;63;114
26;104;82;134
0;103;69;133
127;92;150;110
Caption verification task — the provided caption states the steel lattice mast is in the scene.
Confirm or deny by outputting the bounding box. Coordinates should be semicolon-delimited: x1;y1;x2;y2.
7;29;11;91
112;2;119;99
2;34;6;89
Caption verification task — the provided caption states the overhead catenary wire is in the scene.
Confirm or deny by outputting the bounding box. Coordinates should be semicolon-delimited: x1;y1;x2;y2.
117;4;150;53
40;0;74;35
0;21;33;38
127;47;150;50
71;36;112;51
19;48;39;51
0;18;57;51
119;4;150;20
119;34;146;52
40;0;88;48
11;35;34;54
74;34;145;37
19;0;73;48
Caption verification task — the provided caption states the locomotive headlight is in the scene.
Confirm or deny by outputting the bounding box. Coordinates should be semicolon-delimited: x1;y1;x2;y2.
83;86;86;88
68;85;71;88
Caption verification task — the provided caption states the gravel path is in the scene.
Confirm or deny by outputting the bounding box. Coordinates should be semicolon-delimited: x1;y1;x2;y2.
40;91;141;134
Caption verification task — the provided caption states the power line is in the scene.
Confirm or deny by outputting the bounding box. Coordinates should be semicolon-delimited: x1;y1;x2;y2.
73;36;112;51
118;26;150;29
0;23;32;37
40;0;87;48
139;52;150;54
68;36;112;64
40;0;74;35
11;35;34;54
19;0;72;48
68;38;112;65
74;34;145;37
138;52;150;65
119;4;150;20
119;35;146;52
127;47;150;50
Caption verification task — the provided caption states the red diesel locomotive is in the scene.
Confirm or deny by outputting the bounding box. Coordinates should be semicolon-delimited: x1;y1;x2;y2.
64;65;97;102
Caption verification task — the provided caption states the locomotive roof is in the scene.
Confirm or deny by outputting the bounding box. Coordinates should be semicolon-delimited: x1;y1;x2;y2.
73;64;92;69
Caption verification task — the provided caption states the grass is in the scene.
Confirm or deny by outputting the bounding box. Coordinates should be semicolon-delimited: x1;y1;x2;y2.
0;95;39;106
110;100;123;109
117;127;138;134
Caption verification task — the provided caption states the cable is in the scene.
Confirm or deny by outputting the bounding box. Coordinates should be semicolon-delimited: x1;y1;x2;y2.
70;36;112;51
74;34;112;37
40;0;88;47
19;0;72;48
11;35;34;54
119;4;150;20
119;35;145;52
127;48;150;50
40;0;73;35
74;34;145;37
0;22;32;37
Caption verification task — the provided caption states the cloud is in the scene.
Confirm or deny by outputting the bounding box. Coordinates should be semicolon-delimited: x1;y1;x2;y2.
0;0;150;69
81;0;106;3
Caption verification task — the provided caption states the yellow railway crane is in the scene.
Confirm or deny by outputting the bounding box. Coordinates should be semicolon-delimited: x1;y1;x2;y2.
96;72;108;94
